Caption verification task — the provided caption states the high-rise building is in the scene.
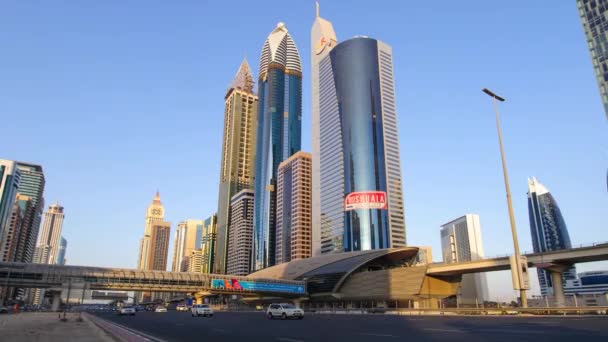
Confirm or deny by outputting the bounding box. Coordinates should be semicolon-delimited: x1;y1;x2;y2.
316;34;407;254
200;214;217;274
172;219;203;272
311;1;338;256
440;214;489;304
147;222;171;271
276;152;312;264
1;194;32;262
32;202;65;305
137;191;165;270
56;237;67;265
215;59;258;274
14;162;45;264
577;0;608;119
0;160;21;257
253;22;302;271
188;249;203;273
527;177;576;296
227;190;254;276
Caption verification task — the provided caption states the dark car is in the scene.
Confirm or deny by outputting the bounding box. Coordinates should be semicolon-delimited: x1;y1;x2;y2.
0;306;9;314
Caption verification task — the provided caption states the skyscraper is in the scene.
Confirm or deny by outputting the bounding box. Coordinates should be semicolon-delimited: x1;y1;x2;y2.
1;194;32;262
527;177;576;295
172;219;203;272
316;34;407;253
33;202;65;266
276;151;312;264
137;191;166;270
215;59;258;274
227;189;254;276
311;2;338;256
0;160;21;257
577;0;608;119
253;22;302;271
14;162;45;264
56;237;67;265
440;214;489;304
200;214;217;274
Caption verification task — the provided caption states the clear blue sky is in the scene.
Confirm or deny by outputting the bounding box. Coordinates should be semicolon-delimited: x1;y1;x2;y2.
1;1;606;300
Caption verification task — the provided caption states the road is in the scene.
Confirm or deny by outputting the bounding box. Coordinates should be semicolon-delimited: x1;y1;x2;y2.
94;311;608;342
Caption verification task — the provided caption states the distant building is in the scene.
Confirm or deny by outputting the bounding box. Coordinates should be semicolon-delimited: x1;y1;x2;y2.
137;192;166;270
172;219;203;272
56;237;67;265
227;190;254;276
0;160;21;257
14;162;45;264
527;177;576;296
440;214;489;304
1;195;30;262
188;249;203;273
200;214;217;274
577;0;608;119
253;22;303;271
276;152;312;264
565;271;608;295
215;59;258;275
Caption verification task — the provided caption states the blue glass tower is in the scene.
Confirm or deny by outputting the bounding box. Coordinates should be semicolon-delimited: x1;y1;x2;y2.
253;22;302;271
527;177;576;295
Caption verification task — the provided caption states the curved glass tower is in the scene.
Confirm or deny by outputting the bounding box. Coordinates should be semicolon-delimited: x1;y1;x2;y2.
253;22;302;271
317;36;407;253
527;177;576;295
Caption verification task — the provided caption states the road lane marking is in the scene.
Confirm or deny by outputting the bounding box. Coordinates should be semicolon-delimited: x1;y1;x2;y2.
423;328;466;333
213;328;228;333
276;338;304;342
360;333;398;337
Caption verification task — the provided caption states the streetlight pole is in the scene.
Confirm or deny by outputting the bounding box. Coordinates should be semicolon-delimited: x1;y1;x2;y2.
482;88;528;308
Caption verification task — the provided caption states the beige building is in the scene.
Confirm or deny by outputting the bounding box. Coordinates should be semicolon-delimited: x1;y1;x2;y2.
137;192;166;270
226;189;254;276
276;152;312;264
215;59;258;275
32;202;65;304
201;214;217;274
188;249;203;273
171;219;203;272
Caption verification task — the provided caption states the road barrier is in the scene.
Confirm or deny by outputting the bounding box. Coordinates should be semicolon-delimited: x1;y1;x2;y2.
305;306;608;316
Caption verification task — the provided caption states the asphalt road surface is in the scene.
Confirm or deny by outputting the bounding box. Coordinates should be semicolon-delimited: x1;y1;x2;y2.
95;311;608;342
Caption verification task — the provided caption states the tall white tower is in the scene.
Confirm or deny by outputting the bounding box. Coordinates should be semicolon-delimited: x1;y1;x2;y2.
311;1;338;256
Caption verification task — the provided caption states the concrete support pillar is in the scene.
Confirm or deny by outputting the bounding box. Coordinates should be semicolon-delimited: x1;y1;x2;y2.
550;271;565;307
196;297;203;304
51;293;61;312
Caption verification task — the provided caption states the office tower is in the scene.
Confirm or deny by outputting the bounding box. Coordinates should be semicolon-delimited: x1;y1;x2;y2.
172;219;203;272
188;249;203;273
527;177;576;295
276;152;312;264
147;222;171;271
440;214;489;303
14;162;45;264
0;160;20;257
137;191;165;270
1;194;32;262
215;60;258;274
200;214;217;274
253;22;302;271
33;202;65;265
577;0;608;119
31;202;65;305
316;35;406;254
56;237;67;265
227;189;254;276
311;1;338;256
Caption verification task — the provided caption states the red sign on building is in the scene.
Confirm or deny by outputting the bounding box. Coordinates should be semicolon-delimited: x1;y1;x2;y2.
344;191;388;211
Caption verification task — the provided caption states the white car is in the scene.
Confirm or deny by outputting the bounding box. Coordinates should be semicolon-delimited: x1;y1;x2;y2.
266;303;304;320
191;304;213;317
154;306;167;313
119;306;136;316
176;304;188;312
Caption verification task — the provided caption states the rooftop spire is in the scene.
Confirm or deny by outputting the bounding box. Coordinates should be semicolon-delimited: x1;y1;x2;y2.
228;58;254;94
153;190;161;204
316;1;320;17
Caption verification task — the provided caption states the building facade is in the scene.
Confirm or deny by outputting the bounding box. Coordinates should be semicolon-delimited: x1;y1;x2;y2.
311;2;338;256
527;177;576;296
317;36;406;254
32;202;65;304
200;214;217;274
440;214;489;304
1;194;33;262
215;59;258;274
253;22;302;271
172;219;203;272
276;151;312;264
14;162;45;264
226;190;254;276
188;249;203;273
137;192;165;270
0;160;21;258
56;237;67;265
577;0;608;119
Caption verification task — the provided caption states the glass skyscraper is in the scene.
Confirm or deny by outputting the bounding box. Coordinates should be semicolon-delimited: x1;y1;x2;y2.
253;22;302;271
527;177;576;295
316;36;407;254
578;0;608;119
